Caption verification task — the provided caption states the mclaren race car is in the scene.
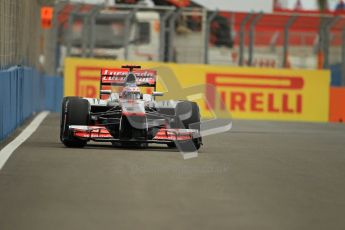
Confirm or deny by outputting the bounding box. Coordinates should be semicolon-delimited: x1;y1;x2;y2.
60;65;202;152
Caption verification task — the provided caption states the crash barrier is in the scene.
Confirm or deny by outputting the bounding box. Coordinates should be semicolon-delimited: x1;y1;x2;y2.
64;57;330;122
43;75;63;113
330;64;343;86
0;66;62;141
329;87;345;123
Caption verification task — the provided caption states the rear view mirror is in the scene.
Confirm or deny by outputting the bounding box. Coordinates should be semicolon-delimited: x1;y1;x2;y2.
152;91;164;96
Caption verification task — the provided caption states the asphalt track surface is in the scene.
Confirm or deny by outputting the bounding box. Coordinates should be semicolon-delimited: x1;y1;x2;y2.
0;113;345;230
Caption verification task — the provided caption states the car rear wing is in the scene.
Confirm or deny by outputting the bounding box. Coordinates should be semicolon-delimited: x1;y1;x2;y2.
100;68;156;86
100;67;157;98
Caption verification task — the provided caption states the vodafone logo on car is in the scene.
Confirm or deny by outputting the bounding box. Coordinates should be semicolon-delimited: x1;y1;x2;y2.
101;69;156;77
101;68;156;84
101;76;126;83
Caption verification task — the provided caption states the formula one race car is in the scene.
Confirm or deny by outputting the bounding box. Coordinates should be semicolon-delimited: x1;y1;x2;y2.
60;65;202;152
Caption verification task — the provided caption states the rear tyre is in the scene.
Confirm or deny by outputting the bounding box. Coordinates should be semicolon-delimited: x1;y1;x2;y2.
111;142;122;148
60;97;90;148
167;142;176;148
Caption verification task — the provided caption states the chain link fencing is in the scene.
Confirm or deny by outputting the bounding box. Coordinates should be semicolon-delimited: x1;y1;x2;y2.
0;0;41;70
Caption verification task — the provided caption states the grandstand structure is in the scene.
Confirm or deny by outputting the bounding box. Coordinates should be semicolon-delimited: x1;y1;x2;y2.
227;11;345;69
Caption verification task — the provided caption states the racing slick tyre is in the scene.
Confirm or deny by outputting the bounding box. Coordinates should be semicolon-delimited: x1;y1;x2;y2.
168;101;202;151
60;97;90;148
167;142;176;148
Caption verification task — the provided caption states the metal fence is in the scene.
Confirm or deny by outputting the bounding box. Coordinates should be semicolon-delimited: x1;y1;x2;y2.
0;0;42;70
55;4;214;67
0;0;328;85
55;4;345;68
1;0;345;82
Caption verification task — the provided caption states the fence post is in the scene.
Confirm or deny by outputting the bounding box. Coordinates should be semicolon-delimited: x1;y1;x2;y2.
323;16;339;69
248;13;262;66
124;9;137;60
159;9;174;62
87;5;102;58
204;10;218;64
50;3;65;75
168;9;182;62
66;13;74;57
282;15;296;68
66;5;81;57
89;11;98;58
318;17;332;69
81;14;89;58
239;13;252;66
341;27;345;86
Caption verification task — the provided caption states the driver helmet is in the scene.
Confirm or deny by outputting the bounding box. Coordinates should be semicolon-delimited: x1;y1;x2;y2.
121;85;141;100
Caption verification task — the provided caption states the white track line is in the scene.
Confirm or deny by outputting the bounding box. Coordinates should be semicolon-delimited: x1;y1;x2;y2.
0;111;50;170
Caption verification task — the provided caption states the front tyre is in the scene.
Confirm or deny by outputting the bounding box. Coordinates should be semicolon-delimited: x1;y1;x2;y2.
60;97;90;148
169;101;202;151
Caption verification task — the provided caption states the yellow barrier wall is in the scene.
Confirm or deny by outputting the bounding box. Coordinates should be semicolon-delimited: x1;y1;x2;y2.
64;57;330;122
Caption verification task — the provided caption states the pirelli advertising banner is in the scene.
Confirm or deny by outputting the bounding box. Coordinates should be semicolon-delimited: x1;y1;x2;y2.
64;57;330;122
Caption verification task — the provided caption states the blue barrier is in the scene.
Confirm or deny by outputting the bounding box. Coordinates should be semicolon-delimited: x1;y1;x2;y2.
43;75;63;112
0;66;63;141
330;64;342;86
